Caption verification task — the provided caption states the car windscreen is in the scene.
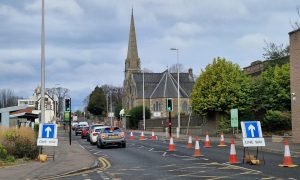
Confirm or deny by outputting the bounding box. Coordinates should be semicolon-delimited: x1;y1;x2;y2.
103;128;121;133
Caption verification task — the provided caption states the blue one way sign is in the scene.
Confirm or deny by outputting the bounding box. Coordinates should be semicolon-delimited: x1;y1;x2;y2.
241;121;265;147
39;124;57;139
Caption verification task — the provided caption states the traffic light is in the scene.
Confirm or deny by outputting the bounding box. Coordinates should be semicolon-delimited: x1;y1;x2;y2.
166;98;173;112
65;98;71;112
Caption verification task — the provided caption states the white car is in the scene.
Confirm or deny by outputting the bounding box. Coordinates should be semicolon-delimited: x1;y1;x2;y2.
78;121;89;126
90;126;107;145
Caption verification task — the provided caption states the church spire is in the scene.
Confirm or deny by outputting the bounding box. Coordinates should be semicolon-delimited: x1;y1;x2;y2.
125;9;141;79
127;9;139;60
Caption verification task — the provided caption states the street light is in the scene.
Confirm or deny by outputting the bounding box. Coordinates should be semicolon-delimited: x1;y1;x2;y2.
170;48;180;138
40;0;45;124
143;69;145;131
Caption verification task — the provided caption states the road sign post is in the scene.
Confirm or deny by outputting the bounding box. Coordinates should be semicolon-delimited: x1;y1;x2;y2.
241;121;266;164
231;109;238;134
37;124;58;146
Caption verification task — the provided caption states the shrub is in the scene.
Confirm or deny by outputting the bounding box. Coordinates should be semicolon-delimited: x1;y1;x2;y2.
0;127;39;160
0;143;7;160
128;106;150;129
263;110;291;131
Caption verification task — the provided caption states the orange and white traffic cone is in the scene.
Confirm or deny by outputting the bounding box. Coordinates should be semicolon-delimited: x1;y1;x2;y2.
228;137;239;164
279;139;298;168
129;130;134;140
151;129;156;141
187;134;193;149
139;131;145;140
168;137;175;152
194;136;204;157
218;132;227;147
204;131;212;148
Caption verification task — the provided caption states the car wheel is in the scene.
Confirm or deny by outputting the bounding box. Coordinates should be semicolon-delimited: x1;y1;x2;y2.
122;143;126;148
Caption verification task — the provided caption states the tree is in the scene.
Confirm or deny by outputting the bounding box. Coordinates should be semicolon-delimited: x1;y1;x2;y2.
47;87;69;118
128;105;150;129
262;40;289;60
0;89;21;108
191;57;252;129
87;86;106;116
114;104;123;120
290;7;300;30
168;64;185;73
101;85;123;115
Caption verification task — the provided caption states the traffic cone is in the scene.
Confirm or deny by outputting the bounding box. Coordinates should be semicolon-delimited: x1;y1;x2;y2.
168;137;175;152
151;129;156;141
139;131;145;140
279;139;298;168
194;136;204;157
228;137;239;164
218;132;227;147
187;133;193;149
129;130;134;140
204;131;212;148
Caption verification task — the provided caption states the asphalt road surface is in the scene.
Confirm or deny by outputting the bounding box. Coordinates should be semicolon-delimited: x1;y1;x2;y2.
60;132;300;180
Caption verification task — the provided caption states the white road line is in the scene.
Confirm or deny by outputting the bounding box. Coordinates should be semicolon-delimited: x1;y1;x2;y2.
162;152;167;157
148;148;154;151
79;144;85;150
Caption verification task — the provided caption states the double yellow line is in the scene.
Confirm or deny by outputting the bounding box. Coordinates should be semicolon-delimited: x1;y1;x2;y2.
41;157;111;179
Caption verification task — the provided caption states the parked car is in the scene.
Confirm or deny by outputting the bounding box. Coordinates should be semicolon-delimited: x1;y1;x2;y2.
87;124;104;142
90;126;107;145
78;121;88;127
81;126;90;139
75;124;88;136
71;122;78;131
97;127;126;148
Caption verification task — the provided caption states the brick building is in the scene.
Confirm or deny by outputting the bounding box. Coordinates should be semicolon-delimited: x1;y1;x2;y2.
289;28;300;143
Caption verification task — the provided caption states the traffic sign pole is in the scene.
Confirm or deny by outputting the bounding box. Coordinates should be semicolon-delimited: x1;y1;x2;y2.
69;98;72;145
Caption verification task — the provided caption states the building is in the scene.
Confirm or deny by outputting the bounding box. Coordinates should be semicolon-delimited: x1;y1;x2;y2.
18;86;58;123
122;10;195;118
289;28;300;143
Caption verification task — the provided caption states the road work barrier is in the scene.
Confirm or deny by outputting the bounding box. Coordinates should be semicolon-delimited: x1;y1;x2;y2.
218;132;227;147
229;137;239;164
187;133;193;149
168;137;175;152
194;136;204;157
279;138;298;168
139;130;145;141
151;129;156;141
204;131;212;148
129;130;134;140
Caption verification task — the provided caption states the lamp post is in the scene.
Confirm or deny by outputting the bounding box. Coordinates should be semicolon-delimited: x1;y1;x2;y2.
40;0;45;124
170;48;180;138
143;69;145;131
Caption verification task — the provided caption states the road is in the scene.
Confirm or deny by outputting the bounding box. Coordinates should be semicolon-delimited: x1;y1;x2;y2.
60;132;300;180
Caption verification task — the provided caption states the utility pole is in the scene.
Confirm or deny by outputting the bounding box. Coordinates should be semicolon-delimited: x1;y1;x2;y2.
110;91;113;127
41;0;45;124
143;69;145;131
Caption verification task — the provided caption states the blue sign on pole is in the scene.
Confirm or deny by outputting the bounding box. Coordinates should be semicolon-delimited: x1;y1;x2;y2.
244;122;259;138
41;124;55;139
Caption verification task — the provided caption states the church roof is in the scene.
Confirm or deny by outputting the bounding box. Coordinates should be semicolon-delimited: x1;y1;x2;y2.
132;70;194;99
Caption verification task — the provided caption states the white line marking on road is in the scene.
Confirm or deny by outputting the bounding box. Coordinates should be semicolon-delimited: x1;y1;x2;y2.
148;148;154;151
93;151;103;155
171;154;190;158
163;152;167;157
79;144;85;150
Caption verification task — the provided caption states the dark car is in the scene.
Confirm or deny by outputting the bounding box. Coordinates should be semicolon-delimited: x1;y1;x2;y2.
97;127;126;148
75;125;85;136
81;126;90;139
87;124;104;142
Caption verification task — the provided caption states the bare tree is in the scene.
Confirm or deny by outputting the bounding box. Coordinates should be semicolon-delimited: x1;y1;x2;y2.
0;89;21;108
168;64;185;73
262;40;289;60
290;7;300;30
47;87;69;118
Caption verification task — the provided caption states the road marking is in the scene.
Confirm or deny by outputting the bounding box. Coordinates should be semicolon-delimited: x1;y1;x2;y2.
82;174;88;176
93;151;103;155
168;166;202;172
171;154;190;158
160;164;177;167
79;144;85;150
148;148;154;151
162;152;167;156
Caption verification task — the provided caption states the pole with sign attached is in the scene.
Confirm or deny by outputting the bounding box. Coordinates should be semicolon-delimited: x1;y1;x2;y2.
65;98;71;145
231;109;238;134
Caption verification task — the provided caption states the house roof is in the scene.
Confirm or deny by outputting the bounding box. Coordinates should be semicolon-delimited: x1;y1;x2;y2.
132;70;194;99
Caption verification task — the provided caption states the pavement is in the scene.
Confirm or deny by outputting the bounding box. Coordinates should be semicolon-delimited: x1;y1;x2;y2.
0;128;97;180
133;130;300;157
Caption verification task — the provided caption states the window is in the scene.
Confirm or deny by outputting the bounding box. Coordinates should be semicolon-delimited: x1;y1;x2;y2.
153;101;161;112
182;101;188;112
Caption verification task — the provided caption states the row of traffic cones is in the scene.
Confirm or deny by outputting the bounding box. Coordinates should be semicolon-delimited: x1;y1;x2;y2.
129;129;297;168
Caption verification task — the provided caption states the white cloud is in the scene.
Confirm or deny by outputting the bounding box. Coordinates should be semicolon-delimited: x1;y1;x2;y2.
167;22;203;36
235;33;270;50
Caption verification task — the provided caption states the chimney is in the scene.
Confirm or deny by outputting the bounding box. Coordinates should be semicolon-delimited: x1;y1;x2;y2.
188;68;194;81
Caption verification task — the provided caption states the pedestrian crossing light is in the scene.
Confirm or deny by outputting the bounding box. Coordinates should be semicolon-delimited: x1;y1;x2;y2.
65;98;71;112
166;98;173;112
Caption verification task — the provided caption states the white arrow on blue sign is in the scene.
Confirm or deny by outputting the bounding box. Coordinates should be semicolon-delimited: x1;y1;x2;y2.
39;124;57;139
241;121;262;138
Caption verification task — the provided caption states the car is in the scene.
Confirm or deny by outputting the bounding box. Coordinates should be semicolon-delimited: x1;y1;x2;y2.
97;127;126;148
75;124;88;136
89;126;107;145
78;121;88;127
81;126;90;139
87;124;104;142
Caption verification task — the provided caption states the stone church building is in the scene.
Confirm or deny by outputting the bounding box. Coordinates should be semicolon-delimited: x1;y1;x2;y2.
123;11;195;118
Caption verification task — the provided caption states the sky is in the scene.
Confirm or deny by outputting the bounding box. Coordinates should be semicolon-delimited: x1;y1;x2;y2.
0;0;299;111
